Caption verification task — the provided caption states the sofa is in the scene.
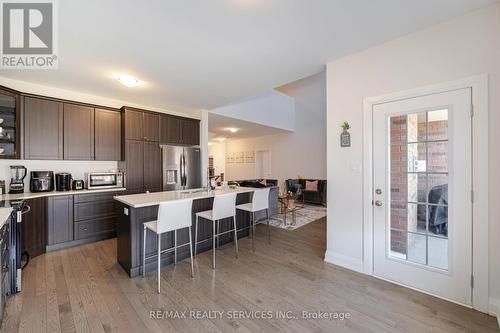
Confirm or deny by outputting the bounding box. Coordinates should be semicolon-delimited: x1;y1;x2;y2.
229;179;278;188
228;179;279;217
286;179;327;206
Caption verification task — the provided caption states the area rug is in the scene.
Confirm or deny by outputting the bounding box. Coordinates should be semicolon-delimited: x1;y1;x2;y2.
269;204;327;230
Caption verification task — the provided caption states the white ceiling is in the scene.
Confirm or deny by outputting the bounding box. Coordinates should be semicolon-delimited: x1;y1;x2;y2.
208;113;288;140
0;0;495;114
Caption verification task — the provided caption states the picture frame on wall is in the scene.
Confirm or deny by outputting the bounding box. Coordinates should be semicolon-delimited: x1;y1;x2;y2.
244;151;255;163
235;151;244;163
226;152;234;163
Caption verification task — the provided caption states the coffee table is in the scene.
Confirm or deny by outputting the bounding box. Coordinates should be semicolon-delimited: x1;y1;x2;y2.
278;194;304;226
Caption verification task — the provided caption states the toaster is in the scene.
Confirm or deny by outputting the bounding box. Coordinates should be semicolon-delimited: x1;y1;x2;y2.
72;179;84;190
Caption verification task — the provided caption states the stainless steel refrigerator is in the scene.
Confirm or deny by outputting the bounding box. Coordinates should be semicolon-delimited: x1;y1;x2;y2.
161;145;201;191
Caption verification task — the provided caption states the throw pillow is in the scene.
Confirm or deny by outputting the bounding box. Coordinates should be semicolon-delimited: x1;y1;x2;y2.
305;180;318;191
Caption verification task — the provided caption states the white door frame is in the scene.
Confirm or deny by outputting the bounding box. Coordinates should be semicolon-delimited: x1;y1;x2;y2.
362;75;489;312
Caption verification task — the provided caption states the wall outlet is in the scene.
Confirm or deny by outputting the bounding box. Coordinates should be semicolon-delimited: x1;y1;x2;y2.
124;207;129;216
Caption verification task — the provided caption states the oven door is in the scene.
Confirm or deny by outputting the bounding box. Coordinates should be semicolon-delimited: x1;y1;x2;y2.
87;173;119;189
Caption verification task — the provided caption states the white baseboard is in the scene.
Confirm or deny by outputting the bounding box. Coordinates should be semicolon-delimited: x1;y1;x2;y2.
489;298;500;328
324;250;364;273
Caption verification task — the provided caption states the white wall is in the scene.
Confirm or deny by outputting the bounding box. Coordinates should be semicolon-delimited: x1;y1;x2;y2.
224;71;326;189
210;90;296;131
208;142;226;177
326;3;500;308
0;159;117;193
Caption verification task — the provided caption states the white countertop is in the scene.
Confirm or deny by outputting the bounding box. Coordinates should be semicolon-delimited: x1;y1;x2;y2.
0;187;126;201
0;207;13;229
114;187;256;208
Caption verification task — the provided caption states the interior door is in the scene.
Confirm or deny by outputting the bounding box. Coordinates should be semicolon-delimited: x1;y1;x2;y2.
372;88;472;306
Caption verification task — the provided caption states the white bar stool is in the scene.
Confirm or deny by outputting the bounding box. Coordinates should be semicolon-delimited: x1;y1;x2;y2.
236;187;271;251
142;198;194;293
194;192;238;269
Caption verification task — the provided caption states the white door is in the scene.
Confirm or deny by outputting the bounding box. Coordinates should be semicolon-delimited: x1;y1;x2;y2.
373;88;472;306
255;150;271;179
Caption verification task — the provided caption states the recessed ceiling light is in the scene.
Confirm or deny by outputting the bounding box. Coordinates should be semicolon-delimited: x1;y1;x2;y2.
116;74;143;87
216;137;226;142
227;128;238;133
208;142;214;146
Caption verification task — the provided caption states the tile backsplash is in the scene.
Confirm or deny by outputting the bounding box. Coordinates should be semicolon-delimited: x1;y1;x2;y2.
0;159;118;193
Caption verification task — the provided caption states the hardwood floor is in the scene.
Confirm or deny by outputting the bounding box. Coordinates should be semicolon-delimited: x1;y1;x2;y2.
2;218;498;332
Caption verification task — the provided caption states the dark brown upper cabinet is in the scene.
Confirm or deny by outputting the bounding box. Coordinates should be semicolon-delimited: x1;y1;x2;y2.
24;97;63;160
160;115;199;146
95;108;122;161
0;87;20;159
143;141;162;192
124;108;143;140
160;115;180;144
143;112;159;142
63;103;95;160
180;118;200;145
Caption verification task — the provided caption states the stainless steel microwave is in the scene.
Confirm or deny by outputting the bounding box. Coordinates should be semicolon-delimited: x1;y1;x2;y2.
86;172;124;189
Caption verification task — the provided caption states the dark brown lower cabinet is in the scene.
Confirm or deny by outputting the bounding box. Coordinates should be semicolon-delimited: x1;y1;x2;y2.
74;192;118;240
21;197;47;259
47;195;74;245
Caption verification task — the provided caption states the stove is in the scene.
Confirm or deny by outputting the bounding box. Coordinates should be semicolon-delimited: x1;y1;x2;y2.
0;199;25;294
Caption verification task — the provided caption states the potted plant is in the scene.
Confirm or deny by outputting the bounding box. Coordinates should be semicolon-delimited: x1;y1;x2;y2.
340;121;351;147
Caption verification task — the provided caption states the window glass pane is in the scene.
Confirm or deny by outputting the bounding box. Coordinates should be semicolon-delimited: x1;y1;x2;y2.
391;144;407;174
428;142;448;173
390;202;407;230
407;203;427;233
427;174;448;201
408;232;427;265
390;115;408;144
428;236;448;270
408;173;427;203
407;143;426;172
388;110;449;271
428;109;448;141
407;112;427;143
390;229;407;259
428;205;448;237
391;173;407;203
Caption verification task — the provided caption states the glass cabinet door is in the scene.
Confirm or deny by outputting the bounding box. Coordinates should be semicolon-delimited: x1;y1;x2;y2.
0;88;20;159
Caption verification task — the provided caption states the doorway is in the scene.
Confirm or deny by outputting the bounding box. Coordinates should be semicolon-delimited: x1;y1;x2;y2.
372;88;472;305
255;150;271;179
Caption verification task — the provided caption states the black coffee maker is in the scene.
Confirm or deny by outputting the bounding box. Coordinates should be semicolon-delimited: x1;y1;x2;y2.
9;165;27;194
55;173;72;191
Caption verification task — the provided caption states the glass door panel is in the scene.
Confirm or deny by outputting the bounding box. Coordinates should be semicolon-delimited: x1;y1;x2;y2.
389;110;449;270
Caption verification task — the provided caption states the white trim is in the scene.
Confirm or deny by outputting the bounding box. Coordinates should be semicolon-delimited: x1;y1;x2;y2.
324;251;364;273
362;74;489;313
489;298;500;327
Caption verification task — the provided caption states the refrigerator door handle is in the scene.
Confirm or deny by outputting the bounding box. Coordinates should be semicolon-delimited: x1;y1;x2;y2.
183;153;187;186
179;153;184;186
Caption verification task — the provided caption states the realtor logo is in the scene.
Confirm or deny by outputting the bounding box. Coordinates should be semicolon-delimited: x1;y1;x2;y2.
1;0;58;69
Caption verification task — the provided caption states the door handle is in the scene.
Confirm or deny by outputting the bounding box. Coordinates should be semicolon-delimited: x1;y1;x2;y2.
183;154;187;186
374;200;383;207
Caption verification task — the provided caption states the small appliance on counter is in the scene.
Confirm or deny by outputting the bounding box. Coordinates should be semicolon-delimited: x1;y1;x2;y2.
86;172;124;189
8;166;26;194
72;179;84;190
29;171;54;193
55;173;72;191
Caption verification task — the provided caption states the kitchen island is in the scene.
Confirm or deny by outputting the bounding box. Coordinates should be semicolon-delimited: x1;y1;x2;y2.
114;187;269;277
